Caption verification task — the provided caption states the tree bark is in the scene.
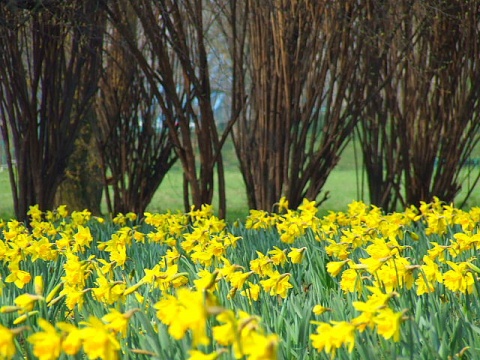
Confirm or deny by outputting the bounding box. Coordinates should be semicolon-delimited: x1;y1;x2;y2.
0;1;104;221
54;112;103;215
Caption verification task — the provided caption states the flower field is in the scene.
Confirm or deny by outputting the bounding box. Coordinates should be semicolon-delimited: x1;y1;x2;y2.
1;197;480;359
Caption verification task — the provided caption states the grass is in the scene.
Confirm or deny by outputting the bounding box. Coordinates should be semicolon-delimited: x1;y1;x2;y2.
148;139;368;221
148;168;365;222
0;168;13;219
0;140;365;221
121;139;480;220
1;137;480;221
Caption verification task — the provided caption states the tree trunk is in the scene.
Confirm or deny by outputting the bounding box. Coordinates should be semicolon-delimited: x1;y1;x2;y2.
54;114;103;215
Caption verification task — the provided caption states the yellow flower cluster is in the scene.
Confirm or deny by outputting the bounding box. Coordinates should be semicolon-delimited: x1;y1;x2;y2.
246;198;319;244
1;279;133;360
245;197;480;357
314;198;480;356
321;198;480;296
1;204;300;359
1;197;480;359
26;315;124;360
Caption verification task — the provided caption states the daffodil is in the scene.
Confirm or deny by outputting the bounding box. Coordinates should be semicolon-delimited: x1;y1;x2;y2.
449;233;480;257
27;319;62;360
427;242;448;261
326;260;348;277
70;209;92;225
365;238;396;259
4;267;31;289
79;317;121;360
229;271;254;290
340;268;362;294
287;247;307;264
102;308;138;338
240;282;261;302
72;225;93;252
415;255;443;295
154;288;211;346
260;271;293;299
13;310;39;325
212;310;237;346
188;349;222;360
277;196;289;212
241;331;279;360
27;205;43;222
60;285;88;311
310;321;355;355
325;240;351;260
91;274;125;305
340;227;368;249
0;324;16;359
268;246;287;266
194;269;219;292
375;257;415;292
358;256;387;273
312;304;331;316
56;204;69;218
217;257;244;280
373;308;404;342
14;293;43;314
55;322;82;356
45;282;63;304
27;238;57;262
61;252;90;288
250;251;274;277
443;261;475;294
246;209;277;230
34;275;44;296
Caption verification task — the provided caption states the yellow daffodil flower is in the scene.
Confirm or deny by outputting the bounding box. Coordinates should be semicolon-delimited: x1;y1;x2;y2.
287;247;307;264
27;319;62;360
373;308;404;342
0;324;17;359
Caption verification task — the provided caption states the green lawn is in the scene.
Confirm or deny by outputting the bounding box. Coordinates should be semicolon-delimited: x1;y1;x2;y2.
147;165;365;222
1;139;480;221
0;163;363;222
0;168;13;219
129;140;367;221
